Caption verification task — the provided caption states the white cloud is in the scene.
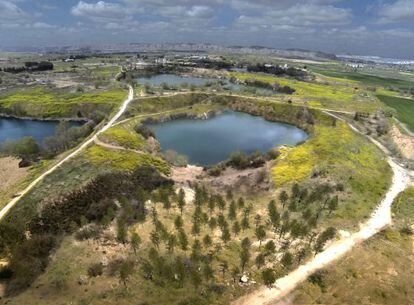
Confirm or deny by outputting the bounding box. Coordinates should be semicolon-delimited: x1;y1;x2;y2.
234;3;351;33
32;22;57;29
187;6;214;19
71;1;133;20
378;0;414;23
0;0;28;21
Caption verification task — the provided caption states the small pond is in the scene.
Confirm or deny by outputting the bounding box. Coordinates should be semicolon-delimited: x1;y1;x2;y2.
0;117;82;145
137;74;279;95
149;111;308;166
137;74;218;87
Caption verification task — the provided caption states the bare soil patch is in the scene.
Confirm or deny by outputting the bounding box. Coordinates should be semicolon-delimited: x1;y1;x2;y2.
172;161;273;195
0;157;28;192
391;125;414;160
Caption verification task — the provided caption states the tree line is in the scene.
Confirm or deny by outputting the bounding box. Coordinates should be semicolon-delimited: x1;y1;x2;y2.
1;61;54;74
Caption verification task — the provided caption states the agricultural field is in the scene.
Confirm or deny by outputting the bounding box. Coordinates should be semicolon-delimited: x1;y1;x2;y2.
377;94;414;132
310;65;414;92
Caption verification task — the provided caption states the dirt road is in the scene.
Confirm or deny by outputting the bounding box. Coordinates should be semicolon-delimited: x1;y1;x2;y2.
0;86;134;221
232;113;412;305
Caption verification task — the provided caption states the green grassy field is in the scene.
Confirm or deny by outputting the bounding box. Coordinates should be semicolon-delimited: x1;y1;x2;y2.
273;119;391;228
99;127;146;150
228;71;383;113
377;94;414;132
311;68;414;91
0;86;126;118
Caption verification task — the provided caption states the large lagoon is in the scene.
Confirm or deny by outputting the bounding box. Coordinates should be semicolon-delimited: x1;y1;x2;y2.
149;111;308;166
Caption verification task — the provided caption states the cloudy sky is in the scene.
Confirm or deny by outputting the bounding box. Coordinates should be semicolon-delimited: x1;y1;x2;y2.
1;0;414;58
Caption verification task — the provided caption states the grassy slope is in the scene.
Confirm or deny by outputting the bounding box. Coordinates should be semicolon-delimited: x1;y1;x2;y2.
0;86;125;118
85;145;170;175
3;146;170;228
377;94;414;132
99;126;146;150
291;188;414;305
229;72;383;113
273;120;391;228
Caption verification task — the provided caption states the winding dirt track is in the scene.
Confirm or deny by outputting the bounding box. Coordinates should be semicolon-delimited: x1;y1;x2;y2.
232;114;412;305
232;160;410;305
0;86;134;221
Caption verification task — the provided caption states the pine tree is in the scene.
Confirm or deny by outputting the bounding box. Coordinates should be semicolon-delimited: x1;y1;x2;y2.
268;200;280;230
202;262;214;282
237;197;245;209
240;237;251;272
174;215;183;231
116;218;127;244
191;239;202;262
279;190;289;209
262;268;276;288
328;195;339;215
241;215;250;231
203;234;212;248
228;200;237;220
208;195;216;214
178;229;189;252
281;251;293;268
264;240;276;254
119;261;133;287
167;234;177;253
255;253;265;268
130;232;142;255
150;230;160;250
231;266;240;283
226;189;233;201
221;226;231;244
254;214;262;228
219;261;229;278
191;221;201;236
177;188;186;215
255;225;267;248
209;217;217;230
216;194;226;210
232;220;241;236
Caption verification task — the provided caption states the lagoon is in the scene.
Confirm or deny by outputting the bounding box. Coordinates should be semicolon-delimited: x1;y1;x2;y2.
149;111;308;166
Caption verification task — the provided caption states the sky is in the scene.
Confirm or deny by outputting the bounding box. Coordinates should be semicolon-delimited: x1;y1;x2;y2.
1;0;414;58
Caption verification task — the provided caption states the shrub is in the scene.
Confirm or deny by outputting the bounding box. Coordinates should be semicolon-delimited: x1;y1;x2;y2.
164;150;188;167
1;136;39;159
0;267;13;279
6;234;56;293
228;151;249;169
262;268;276;288
87;263;104;277
75;224;102;241
207;164;225;176
134;124;155;139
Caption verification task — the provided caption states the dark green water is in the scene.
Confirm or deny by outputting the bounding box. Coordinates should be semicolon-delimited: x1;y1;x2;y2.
150;111;308;166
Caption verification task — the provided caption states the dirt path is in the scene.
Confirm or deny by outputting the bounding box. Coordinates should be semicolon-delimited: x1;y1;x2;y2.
94;137;144;155
232;113;412;305
0;86;134;221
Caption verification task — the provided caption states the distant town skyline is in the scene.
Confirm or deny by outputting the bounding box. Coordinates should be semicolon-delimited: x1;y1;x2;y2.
1;0;414;59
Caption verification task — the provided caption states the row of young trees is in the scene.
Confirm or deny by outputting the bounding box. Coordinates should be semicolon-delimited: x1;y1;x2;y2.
108;180;340;295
